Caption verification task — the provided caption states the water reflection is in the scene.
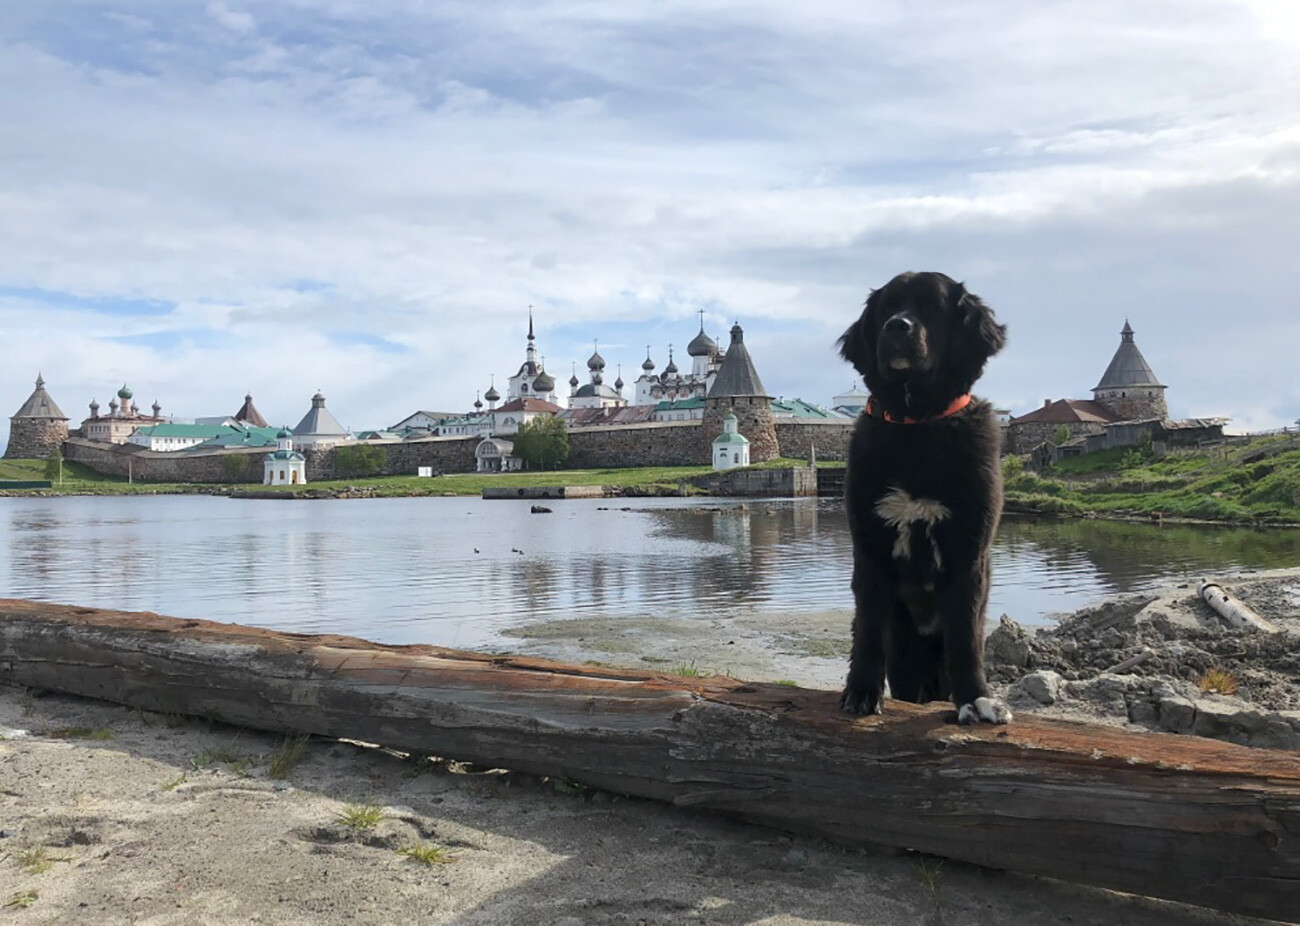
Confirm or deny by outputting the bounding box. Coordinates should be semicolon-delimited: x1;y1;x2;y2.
1;496;1298;650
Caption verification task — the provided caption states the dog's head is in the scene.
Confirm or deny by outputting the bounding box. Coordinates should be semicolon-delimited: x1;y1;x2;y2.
838;271;1006;414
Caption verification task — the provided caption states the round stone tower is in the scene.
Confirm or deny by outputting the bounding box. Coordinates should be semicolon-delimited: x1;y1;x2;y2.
5;373;69;460
1092;321;1168;421
702;323;778;463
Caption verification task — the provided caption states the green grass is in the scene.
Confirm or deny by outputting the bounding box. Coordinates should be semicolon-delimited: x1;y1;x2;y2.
1005;435;1300;524
17;848;71;875
47;726;113;740
5;890;39;909
160;772;188;791
269;733;313;779
335;802;387;830
399;843;458;866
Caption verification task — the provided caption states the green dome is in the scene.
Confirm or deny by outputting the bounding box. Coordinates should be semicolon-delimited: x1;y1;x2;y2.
117;383;133;400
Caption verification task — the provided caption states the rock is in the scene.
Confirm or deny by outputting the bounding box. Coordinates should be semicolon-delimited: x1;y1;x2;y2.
530;505;552;514
985;615;1031;668
1157;695;1197;734
1013;670;1063;705
781;847;810;870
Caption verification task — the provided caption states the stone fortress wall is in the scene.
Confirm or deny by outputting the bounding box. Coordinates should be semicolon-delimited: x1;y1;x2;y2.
62;419;855;483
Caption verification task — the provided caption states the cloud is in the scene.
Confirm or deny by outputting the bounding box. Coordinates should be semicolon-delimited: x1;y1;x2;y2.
2;0;1298;439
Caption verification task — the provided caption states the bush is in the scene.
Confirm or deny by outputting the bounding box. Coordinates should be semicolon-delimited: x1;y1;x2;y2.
43;448;63;481
333;443;387;478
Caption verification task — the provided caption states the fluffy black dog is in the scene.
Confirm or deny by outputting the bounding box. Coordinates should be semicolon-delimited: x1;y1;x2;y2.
837;271;1010;724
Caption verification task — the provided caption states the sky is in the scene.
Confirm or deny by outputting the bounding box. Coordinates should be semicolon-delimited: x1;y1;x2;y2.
2;1;1298;445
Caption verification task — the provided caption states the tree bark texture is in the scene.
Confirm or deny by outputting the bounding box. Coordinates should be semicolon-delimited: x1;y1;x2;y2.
1;599;1297;922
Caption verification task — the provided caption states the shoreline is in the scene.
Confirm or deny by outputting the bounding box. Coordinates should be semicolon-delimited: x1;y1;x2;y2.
3;571;1298;923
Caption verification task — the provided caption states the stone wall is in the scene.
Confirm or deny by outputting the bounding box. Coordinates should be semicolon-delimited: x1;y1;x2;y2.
773;419;854;462
566;421;702;468
703;396;778;462
65;435;482;483
4;419;69;460
63;421;849;481
1095;388;1168;422
703;466;819;497
1005;420;1107;455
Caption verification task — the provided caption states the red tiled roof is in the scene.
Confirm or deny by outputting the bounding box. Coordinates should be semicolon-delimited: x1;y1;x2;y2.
1010;399;1119;426
495;398;562;413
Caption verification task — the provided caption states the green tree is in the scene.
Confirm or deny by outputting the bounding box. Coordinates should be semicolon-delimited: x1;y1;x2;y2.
332;443;387;478
1052;425;1072;445
512;415;570;470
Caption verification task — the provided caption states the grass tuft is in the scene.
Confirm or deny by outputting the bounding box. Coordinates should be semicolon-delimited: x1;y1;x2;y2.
5;890;39;909
17;847;71;875
47;726;113;740
1197;667;1241;696
160;772;188;791
399;843;458;866
335;802;387;830
269;733;312;779
672;660;703;677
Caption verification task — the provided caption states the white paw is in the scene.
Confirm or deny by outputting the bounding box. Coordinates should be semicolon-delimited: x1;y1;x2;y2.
958;697;1012;725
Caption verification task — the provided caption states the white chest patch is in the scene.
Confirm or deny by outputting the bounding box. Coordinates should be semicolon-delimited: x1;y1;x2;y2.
873;486;951;567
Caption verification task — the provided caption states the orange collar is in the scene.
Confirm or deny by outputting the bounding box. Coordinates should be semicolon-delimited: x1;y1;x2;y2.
866;393;972;424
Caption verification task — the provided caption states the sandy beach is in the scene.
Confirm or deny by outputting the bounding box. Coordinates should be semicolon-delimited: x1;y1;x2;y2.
3;570;1299;925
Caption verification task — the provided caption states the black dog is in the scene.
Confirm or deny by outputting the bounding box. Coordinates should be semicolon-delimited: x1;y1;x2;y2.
837;271;1010;724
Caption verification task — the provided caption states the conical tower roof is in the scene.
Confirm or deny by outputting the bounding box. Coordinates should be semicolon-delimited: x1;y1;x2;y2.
293;391;349;437
12;373;67;420
1093;321;1164;391
233;392;269;427
707;324;769;398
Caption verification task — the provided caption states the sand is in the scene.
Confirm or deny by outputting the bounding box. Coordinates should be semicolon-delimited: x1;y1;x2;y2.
4;570;1299;925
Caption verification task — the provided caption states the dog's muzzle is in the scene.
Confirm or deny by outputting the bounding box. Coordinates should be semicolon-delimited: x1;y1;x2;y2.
879;313;928;372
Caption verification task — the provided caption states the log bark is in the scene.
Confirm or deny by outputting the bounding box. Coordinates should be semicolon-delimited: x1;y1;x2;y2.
1;599;1297;922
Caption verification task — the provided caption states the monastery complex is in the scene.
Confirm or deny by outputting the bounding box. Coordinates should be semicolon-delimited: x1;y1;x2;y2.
6;314;1223;483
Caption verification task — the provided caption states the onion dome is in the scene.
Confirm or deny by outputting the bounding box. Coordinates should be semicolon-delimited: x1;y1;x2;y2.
533;369;556;393
484;384;500;402
569;370;580;388
641;348;655;372
117;383;133;400
89;398;99;415
277;427;292;439
474;396;483;411
614;374;624;390
587;348;605;371
663;349;678;376
687;324;716;357
151;400;161;416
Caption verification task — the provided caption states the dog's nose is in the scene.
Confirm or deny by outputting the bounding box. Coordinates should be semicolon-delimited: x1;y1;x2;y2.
883;314;915;335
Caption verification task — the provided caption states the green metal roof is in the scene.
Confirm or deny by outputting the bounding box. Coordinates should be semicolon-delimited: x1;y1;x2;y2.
134;423;239;439
190;426;284;449
713;431;750;445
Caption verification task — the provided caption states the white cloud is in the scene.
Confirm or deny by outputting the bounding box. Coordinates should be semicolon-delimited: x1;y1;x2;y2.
2;0;1298;440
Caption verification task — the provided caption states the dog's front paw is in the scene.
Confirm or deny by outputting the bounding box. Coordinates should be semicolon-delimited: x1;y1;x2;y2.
840;686;884;716
957;697;1012;725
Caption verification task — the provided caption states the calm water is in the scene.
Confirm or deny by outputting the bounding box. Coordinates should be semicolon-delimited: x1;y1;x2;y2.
3;495;1299;650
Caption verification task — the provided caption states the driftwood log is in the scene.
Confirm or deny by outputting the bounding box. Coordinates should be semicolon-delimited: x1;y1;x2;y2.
1;599;1297;922
1198;578;1281;633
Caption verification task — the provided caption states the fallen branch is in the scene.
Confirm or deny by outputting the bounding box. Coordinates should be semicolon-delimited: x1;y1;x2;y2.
1;599;1298;922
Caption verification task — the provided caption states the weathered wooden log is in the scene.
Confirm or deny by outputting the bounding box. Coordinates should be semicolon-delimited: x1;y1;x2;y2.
1198;578;1281;633
1;599;1297;922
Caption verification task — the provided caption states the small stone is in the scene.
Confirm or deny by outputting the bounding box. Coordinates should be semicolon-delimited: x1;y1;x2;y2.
1015;670;1063;705
985;615;1031;668
781;847;810;869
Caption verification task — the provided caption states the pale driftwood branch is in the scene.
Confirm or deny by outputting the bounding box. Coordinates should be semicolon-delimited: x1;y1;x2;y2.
1104;646;1156;674
1;599;1298;923
1198;579;1281;633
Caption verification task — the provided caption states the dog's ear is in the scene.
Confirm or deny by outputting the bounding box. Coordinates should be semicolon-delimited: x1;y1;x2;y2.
955;284;1007;358
837;290;879;377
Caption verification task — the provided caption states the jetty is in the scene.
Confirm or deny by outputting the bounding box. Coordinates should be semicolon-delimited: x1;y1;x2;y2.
481;485;604;499
1;599;1296;922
